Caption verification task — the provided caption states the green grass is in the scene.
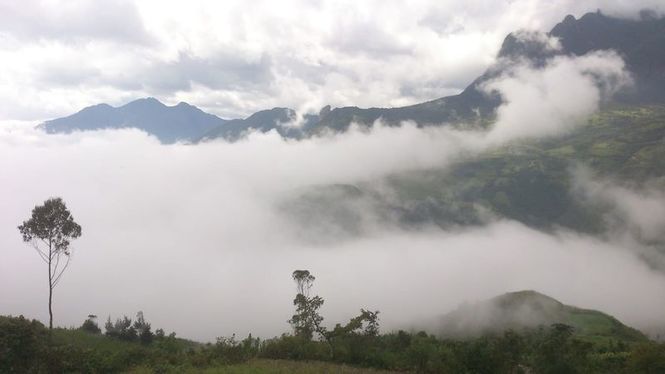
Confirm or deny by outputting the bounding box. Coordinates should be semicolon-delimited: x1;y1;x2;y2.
49;329;401;373
52;327;200;352
53;328;141;351
565;307;648;346
129;359;401;373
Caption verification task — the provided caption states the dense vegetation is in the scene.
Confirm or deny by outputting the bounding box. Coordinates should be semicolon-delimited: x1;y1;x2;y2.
3;314;665;373
2;271;664;373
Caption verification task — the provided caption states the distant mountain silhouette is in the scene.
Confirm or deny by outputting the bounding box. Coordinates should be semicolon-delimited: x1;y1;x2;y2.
549;11;665;102
39;98;226;143
42;11;665;143
196;107;320;142
308;11;665;134
41;100;319;144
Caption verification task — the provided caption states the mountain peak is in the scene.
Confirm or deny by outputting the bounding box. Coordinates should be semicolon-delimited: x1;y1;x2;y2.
40;97;226;143
123;97;165;108
491;290;564;310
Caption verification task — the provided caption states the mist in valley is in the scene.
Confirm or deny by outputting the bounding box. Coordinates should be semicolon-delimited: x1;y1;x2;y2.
2;43;665;342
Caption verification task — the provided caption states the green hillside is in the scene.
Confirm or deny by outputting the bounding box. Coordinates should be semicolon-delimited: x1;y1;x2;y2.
283;104;665;241
438;290;648;345
387;104;665;231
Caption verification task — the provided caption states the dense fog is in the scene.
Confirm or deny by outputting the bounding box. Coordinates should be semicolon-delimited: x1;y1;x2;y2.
2;50;664;341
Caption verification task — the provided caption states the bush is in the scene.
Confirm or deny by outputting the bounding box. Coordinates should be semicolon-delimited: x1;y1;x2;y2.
80;316;101;334
0;315;49;372
260;334;329;361
626;343;665;374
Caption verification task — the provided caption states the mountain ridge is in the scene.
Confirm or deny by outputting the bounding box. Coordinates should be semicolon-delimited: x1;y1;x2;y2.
308;11;665;134
39;11;665;143
39;97;227;143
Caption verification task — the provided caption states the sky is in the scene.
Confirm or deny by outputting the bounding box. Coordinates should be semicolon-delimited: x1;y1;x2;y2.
2;20;665;343
0;0;664;122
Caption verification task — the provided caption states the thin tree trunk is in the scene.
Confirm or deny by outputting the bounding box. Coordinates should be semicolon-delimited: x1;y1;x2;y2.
48;281;53;330
326;337;334;360
48;242;53;330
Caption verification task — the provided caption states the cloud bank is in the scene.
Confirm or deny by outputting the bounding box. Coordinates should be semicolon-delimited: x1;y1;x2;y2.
2;48;664;341
1;127;664;341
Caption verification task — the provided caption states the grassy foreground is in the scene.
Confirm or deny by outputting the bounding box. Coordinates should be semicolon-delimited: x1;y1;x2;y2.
54;329;399;373
129;359;399;373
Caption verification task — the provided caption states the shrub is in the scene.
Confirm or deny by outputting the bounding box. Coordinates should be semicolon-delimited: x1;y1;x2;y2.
80;315;101;334
0;315;48;372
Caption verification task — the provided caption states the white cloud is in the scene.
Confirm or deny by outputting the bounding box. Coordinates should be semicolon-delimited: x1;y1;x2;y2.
0;0;660;121
483;50;632;143
0;0;151;44
573;166;665;245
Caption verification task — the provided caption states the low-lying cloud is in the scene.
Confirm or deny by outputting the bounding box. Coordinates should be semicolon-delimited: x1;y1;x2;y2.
1;51;663;341
572;166;665;269
483;50;632;144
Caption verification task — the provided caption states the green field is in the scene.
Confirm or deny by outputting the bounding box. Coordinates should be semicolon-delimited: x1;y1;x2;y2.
129;359;399;374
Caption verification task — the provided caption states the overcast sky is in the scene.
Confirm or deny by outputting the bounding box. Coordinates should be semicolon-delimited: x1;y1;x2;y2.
0;0;663;122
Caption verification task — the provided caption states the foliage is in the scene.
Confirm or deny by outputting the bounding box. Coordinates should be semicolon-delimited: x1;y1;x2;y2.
106;315;138;341
104;311;155;345
134;311;154;345
3;313;665;373
80;315;101;334
626;343;665;374
0;315;48;373
17;197;82;252
531;323;593;373
17;197;82;329
288;270;323;341
3;267;665;372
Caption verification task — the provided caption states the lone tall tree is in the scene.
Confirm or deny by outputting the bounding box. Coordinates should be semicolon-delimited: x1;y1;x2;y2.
289;269;329;352
18;197;82;330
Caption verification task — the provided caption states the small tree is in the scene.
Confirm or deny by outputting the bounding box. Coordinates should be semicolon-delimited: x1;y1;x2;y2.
288;270;335;357
80;314;101;334
289;270;325;340
134;311;154;345
18;197;82;330
105;315;138;342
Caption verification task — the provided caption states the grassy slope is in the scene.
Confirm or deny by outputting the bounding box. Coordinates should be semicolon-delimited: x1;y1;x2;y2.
565;307;647;345
440;290;647;345
385;104;665;232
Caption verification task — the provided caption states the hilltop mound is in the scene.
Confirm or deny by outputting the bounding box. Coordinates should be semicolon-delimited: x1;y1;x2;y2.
438;290;647;343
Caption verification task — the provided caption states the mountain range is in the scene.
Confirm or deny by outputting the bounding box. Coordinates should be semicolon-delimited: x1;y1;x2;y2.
39;11;665;143
38;98;223;143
